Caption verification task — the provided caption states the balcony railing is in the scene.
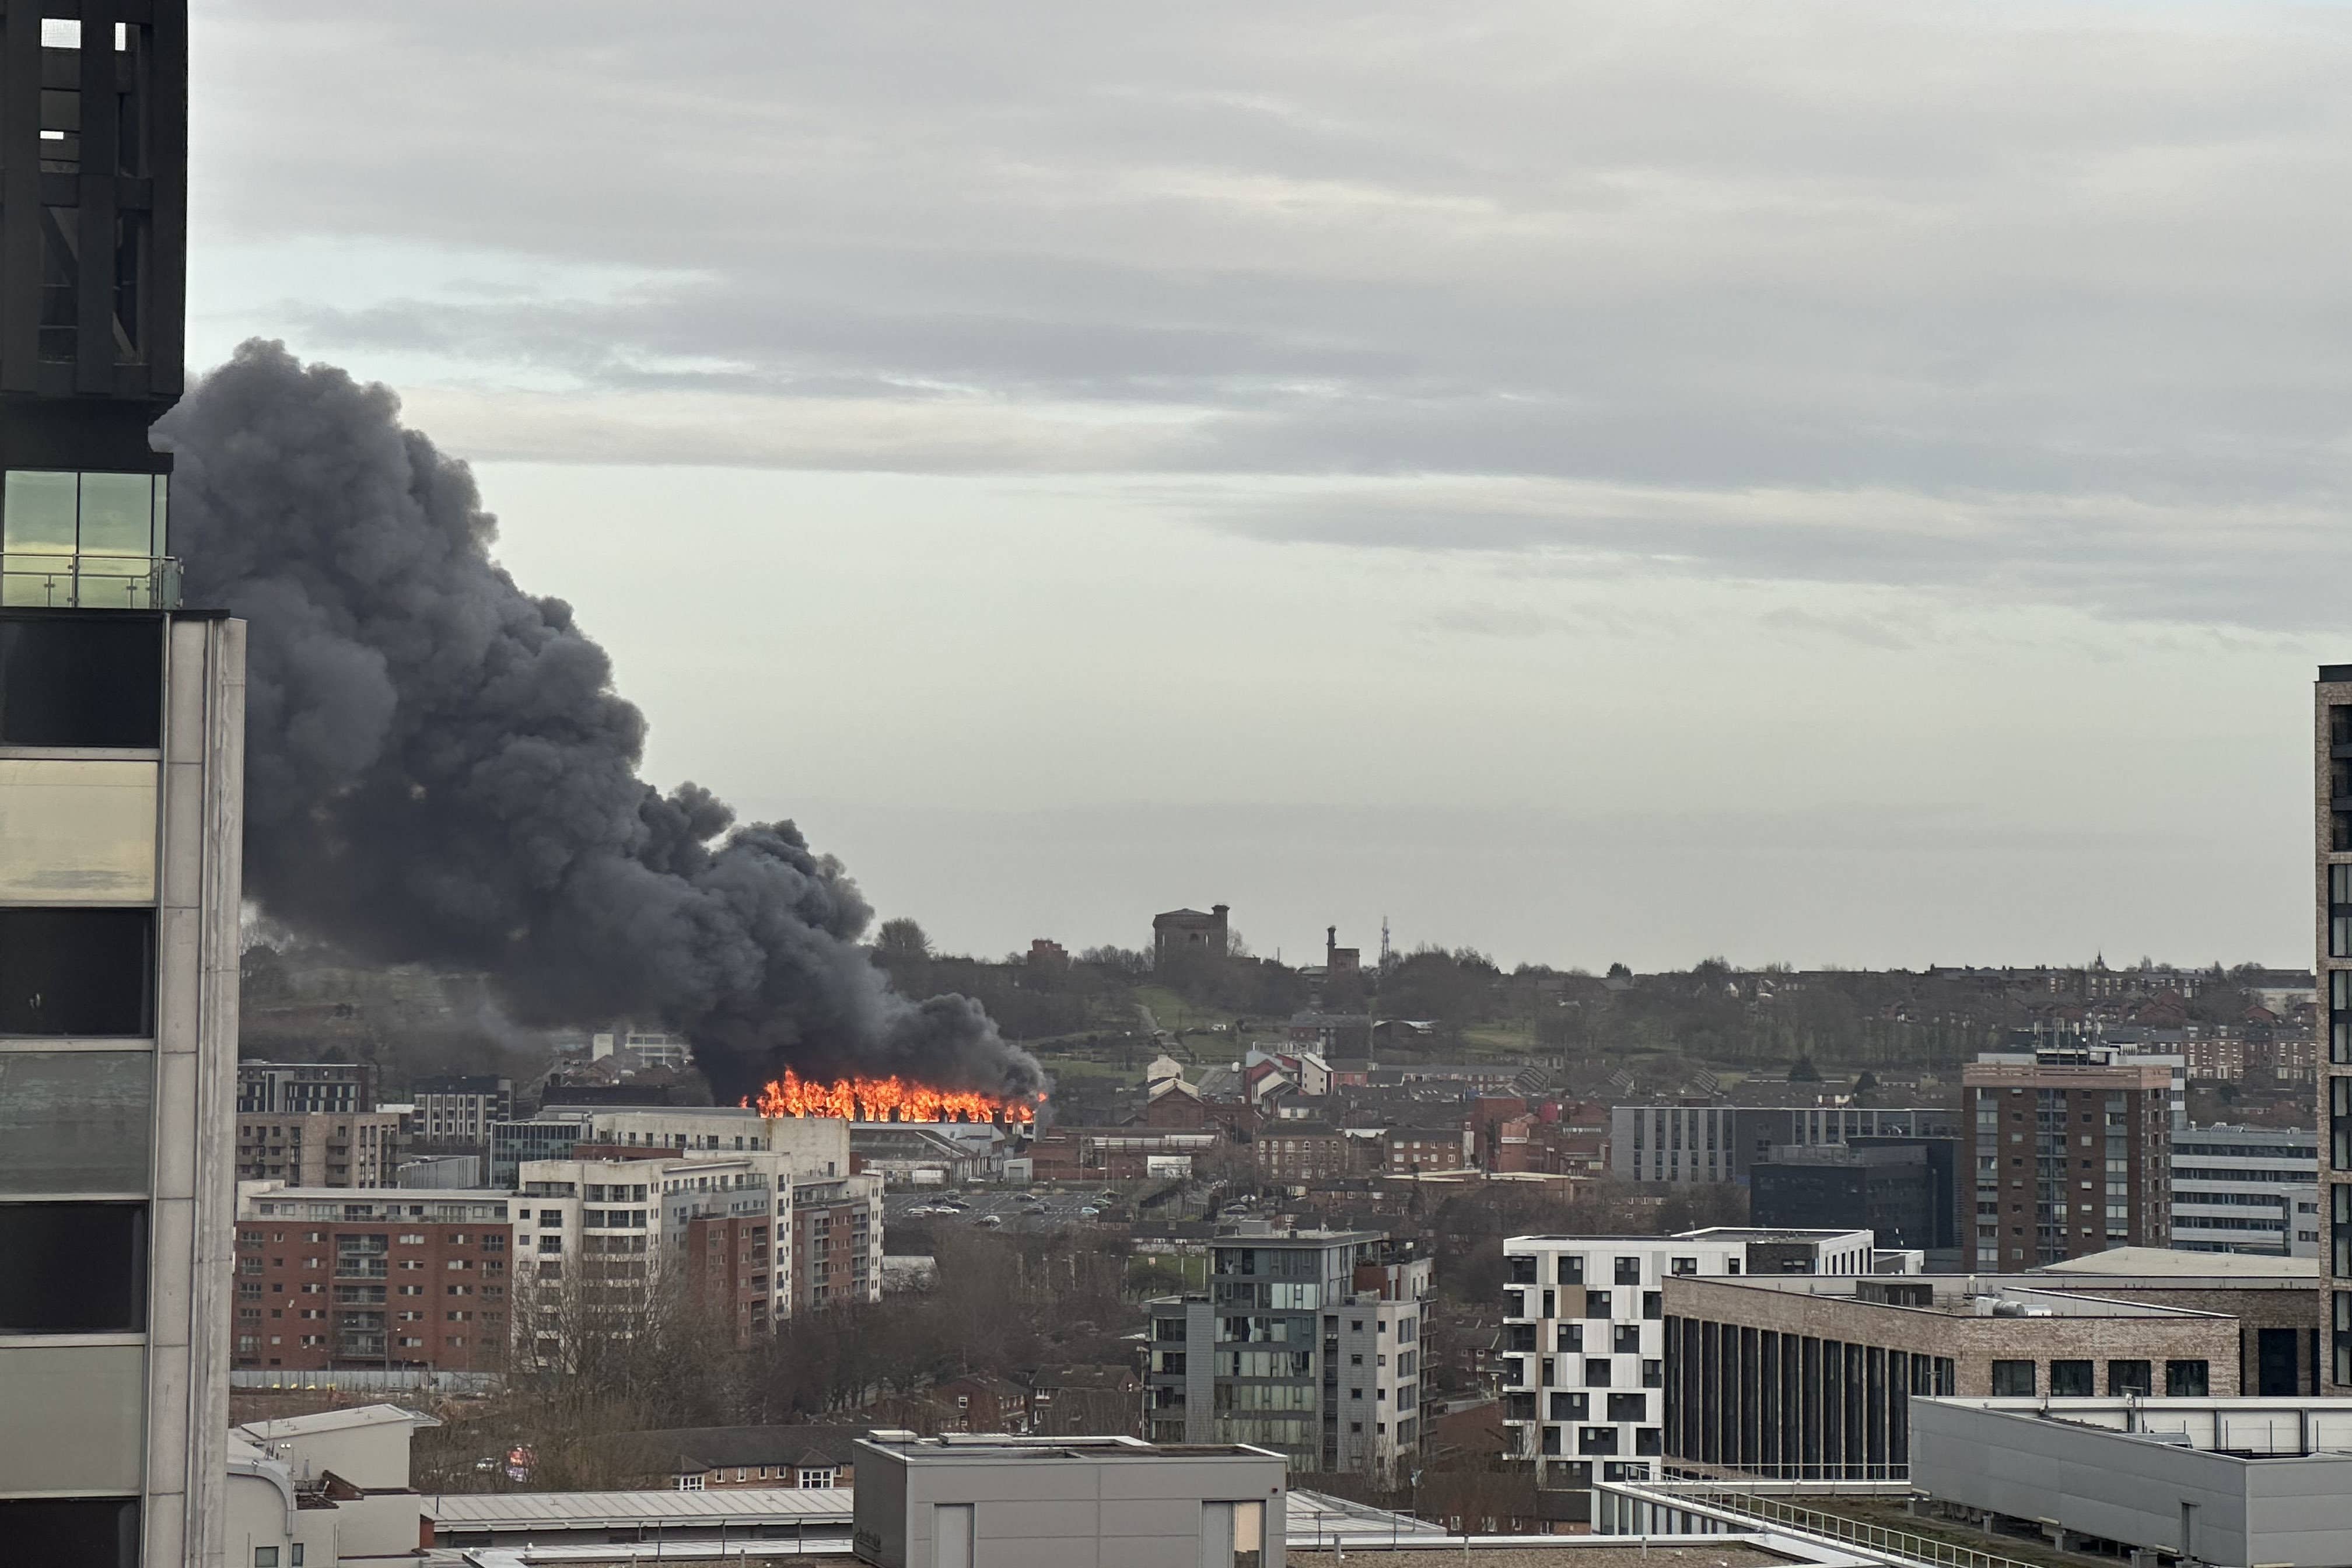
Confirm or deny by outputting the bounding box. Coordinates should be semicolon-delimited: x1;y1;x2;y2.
0;555;181;610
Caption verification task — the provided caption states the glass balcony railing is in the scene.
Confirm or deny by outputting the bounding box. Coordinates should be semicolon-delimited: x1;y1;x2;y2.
0;554;181;610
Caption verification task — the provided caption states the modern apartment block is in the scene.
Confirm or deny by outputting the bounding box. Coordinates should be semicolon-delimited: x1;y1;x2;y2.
235;1059;377;1115
515;1152;797;1362
233;1110;401;1188
2170;1125;2318;1257
1964;1059;2174;1271
791;1171;886;1310
1499;1228;1894;1486
1144;1228;1431;1476
2320;666;2352;1389
231;1184;513;1373
1611;1105;1958;1185
0;11;237;1567
410;1073;514;1147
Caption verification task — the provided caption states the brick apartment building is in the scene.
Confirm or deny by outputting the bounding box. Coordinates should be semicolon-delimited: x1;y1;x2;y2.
232;1185;514;1373
235;1111;404;1189
792;1173;883;1310
1383;1122;1472;1174
1255;1124;1367;1183
1964;1060;2174;1270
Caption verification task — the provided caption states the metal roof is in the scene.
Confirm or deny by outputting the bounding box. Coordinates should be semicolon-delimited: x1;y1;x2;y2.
426;1487;852;1530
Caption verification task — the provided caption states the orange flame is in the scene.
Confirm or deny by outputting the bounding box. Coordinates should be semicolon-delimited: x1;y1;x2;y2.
741;1068;1040;1124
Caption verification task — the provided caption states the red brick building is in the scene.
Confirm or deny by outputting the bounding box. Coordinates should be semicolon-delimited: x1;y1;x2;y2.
233;1185;513;1373
685;1211;779;1340
791;1174;883;1309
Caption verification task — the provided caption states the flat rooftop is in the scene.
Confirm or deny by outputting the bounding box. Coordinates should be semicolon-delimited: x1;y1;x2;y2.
858;1433;1276;1463
1920;1396;2352;1460
1670;1276;2228;1320
2026;1246;2316;1281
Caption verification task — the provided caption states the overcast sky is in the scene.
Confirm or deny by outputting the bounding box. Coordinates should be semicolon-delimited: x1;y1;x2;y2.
185;1;2350;971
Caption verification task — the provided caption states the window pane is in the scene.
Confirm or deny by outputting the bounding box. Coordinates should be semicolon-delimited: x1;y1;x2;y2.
0;1202;146;1331
0;908;156;1035
152;475;167;556
75;474;151;558
0;759;155;902
2165;1359;2209;1397
0;1497;138;1568
3;471;76;554
0;617;161;747
0;1052;149;1191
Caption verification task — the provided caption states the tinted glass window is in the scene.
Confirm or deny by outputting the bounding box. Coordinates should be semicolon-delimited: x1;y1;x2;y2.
0;1202;146;1331
0;615;160;747
0;1051;150;1191
0;908;155;1035
0;1498;138;1568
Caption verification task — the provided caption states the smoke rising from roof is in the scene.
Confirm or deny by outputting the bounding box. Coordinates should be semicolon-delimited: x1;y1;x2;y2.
160;340;1043;1102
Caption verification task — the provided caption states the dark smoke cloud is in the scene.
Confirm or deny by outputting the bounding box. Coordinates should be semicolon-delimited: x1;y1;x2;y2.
159;340;1044;1103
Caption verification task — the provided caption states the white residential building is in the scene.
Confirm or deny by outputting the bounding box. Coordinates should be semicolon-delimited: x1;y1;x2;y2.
514;1151;796;1363
556;1105;852;1178
1499;1228;1895;1484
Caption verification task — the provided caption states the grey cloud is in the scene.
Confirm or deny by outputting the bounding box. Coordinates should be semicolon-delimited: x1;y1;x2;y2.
191;0;2352;629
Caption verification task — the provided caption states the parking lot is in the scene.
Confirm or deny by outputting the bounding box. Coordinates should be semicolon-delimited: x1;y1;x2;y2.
881;1187;1125;1233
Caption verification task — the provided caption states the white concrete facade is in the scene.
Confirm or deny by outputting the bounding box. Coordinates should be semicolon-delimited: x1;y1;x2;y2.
1500;1228;1880;1484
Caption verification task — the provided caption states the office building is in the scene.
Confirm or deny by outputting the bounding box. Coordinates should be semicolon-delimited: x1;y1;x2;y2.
850;1432;1285;1568
489;1114;591;1187
1611;1105;1958;1185
0;12;238;1566
229;1405;439;1568
233;1110;400;1188
1750;1144;1941;1254
409;1073;513;1148
1498;1228;1892;1487
1912;1395;2352;1568
231;1184;513;1373
1663;1273;2241;1480
1145;1229;1429;1476
1964;1058;2174;1270
2171;1124;2318;1256
235;1059;377;1115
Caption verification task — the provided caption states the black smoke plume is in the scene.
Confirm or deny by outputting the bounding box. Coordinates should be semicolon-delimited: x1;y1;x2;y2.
159;341;1042;1104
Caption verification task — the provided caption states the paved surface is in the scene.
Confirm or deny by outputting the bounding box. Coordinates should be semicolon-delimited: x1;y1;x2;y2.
1290;1551;1792;1568
882;1187;1125;1231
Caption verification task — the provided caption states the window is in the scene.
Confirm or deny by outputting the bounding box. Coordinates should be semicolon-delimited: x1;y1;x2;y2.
1607;1392;1646;1422
2165;1360;2209;1397
1577;1426;1619;1454
1669;1256;1698;1275
0;1051;150;1193
0;908;154;1035
254;1550;278;1567
1991;1360;2036;1396
2108;1360;2152;1397
0;1497;139;1568
1614;1324;1641;1354
0;615;160;746
1549;1391;1587;1420
1614;1256;1643;1285
1584;1359;1611;1387
0;1201;145;1331
2049;1360;2094;1397
1642;1291;1662;1321
1556;1322;1581;1352
1558;1254;1584;1284
799;1466;837;1488
1584;1290;1611;1318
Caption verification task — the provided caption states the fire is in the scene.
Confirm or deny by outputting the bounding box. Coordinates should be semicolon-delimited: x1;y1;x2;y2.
743;1068;1040;1125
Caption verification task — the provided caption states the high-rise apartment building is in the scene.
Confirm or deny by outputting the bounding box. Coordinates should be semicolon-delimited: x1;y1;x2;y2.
234;1059;377;1115
1498;1228;1892;1486
232;1184;513;1374
1964;1059;2173;1271
233;1110;401;1188
2318;666;2352;1387
790;1171;885;1310
410;1073;514;1147
0;11;243;1568
1144;1229;1430;1477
